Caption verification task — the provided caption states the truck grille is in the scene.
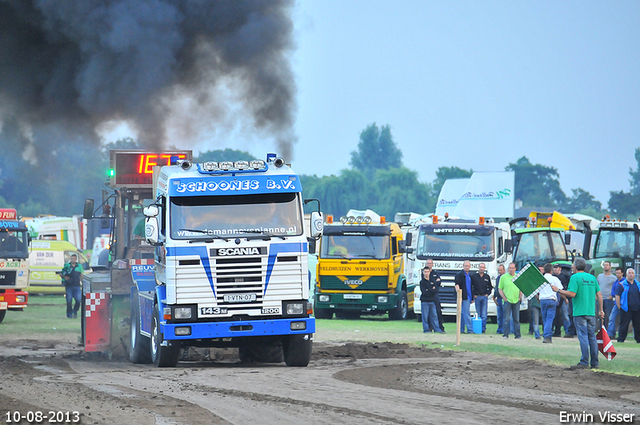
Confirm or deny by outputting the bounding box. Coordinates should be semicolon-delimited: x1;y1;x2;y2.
319;275;388;291
0;271;16;286
435;270;458;304
215;257;264;308
174;249;304;314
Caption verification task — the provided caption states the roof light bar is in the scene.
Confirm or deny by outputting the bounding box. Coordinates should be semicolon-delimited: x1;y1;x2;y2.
203;162;219;171
219;161;233;171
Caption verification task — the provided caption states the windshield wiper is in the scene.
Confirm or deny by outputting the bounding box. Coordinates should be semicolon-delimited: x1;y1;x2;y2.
237;230;287;240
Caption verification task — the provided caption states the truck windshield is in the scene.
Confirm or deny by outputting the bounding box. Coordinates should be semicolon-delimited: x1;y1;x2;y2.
320;235;390;259
594;229;634;259
170;193;303;239
0;229;29;259
514;231;568;270
415;227;495;261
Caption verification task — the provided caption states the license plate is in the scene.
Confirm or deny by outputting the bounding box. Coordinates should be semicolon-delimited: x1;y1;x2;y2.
223;294;257;303
200;307;228;316
261;307;281;315
0;302;7;310
343;294;362;300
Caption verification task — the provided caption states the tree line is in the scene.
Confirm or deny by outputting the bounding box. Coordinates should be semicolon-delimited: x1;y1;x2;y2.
0;125;638;221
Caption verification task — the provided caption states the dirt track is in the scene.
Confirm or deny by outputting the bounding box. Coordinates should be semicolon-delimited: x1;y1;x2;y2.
1;337;639;425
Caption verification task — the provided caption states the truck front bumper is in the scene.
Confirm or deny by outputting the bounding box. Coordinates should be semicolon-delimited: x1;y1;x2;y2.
162;317;315;340
315;293;398;312
0;290;28;310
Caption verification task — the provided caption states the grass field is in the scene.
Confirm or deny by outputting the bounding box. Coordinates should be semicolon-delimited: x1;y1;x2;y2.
0;295;80;339
315;316;640;376
2;296;638;375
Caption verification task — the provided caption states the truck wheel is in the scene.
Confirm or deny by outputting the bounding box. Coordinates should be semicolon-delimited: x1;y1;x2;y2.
389;290;408;320
314;308;333;319
0;310;5;324
151;304;180;367
239;343;284;364
129;291;151;364
283;334;312;367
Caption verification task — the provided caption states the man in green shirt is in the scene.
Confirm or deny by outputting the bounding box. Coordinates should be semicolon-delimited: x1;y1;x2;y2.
552;258;604;370
499;262;523;339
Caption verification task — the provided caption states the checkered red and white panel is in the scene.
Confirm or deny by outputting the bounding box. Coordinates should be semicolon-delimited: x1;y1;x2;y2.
129;259;154;265
85;292;107;318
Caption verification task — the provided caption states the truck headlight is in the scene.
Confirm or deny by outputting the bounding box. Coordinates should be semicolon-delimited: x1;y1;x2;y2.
174;307;192;319
377;296;388;304
175;327;191;336
15;295;26;303
318;295;330;302
286;302;305;315
290;321;306;330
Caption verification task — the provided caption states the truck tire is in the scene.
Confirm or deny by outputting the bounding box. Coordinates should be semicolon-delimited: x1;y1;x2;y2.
283;334;312;367
129;290;151;364
314;308;333;319
389;290;408;320
0;310;6;324
239;343;284;364
151;303;180;367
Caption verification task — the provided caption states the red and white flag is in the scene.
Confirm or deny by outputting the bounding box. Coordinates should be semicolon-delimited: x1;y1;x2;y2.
596;325;617;361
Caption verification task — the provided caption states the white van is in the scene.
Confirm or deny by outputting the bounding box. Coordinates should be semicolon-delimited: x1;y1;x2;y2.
28;240;89;294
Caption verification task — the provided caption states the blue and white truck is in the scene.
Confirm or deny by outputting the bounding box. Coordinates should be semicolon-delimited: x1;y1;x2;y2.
83;151;321;367
136;153;321;367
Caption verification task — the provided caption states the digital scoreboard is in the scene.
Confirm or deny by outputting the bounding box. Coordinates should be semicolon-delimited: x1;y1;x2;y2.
109;150;193;188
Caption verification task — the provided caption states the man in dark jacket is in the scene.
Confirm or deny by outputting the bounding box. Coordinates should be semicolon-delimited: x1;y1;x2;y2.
454;260;473;333
471;262;493;333
420;266;443;333
426;258;445;332
61;254;83;319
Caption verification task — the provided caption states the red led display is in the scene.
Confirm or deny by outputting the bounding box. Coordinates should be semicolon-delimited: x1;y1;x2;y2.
110;150;192;188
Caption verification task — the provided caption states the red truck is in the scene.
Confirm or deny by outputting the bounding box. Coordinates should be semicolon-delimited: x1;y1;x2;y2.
0;208;30;323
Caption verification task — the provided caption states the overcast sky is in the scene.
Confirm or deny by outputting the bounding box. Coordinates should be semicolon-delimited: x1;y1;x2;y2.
107;1;640;207
285;1;640;206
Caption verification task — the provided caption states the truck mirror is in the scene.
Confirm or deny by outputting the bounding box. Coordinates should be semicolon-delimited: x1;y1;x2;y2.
406;247;414;254
145;217;160;245
504;239;513;253
564;233;571;245
83;199;94;220
310;211;323;239
144;205;159;217
405;232;412;246
308;238;317;254
398;240;407;254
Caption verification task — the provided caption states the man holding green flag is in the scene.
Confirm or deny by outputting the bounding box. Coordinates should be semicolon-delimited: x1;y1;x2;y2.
551;258;604;370
499;262;523;339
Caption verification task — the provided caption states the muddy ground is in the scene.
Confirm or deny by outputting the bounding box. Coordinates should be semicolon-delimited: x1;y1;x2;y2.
1;336;639;424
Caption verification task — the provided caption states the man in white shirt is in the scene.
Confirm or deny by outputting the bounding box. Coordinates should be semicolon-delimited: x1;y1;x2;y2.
539;263;561;343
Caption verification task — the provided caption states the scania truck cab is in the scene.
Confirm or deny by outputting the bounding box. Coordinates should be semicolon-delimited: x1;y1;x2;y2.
137;153;321;367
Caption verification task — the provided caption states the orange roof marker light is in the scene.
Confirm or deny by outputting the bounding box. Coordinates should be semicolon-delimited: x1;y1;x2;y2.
380;216;386;224
326;215;334;224
479;217;485;225
432;215;438;224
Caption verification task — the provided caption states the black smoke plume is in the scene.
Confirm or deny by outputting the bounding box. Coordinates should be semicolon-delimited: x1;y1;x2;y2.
0;0;297;160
